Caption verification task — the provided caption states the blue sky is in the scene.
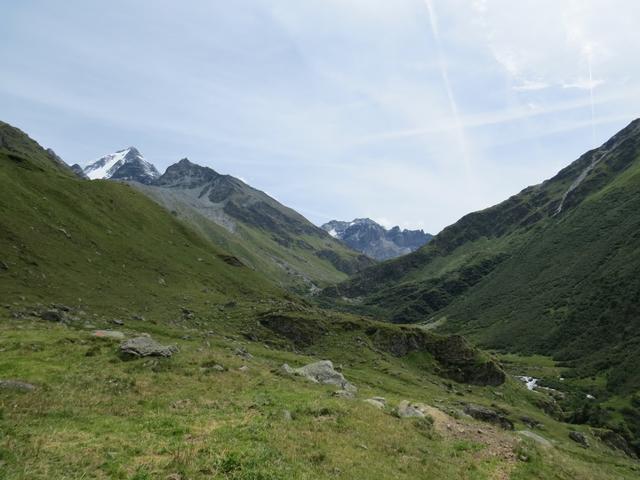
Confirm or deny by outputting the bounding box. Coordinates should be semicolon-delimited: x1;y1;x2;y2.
2;0;639;232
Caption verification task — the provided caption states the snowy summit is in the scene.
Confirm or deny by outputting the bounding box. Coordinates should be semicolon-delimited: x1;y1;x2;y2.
83;147;160;185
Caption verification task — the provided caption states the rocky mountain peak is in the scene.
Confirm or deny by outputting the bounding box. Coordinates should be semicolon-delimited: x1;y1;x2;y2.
83;147;159;184
321;218;432;260
153;158;220;188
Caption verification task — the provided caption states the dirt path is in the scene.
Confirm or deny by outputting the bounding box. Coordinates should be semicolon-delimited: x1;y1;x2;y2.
417;403;519;480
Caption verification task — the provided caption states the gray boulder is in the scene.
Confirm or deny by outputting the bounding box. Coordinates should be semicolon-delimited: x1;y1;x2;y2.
0;380;36;391
119;336;178;358
364;397;386;409
288;360;356;392
464;403;514;430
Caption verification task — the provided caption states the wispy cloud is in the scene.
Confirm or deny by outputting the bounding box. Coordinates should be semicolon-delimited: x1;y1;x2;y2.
423;0;473;177
1;0;639;232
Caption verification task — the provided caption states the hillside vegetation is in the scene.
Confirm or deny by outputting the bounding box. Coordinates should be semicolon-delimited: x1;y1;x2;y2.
2;121;639;478
322;119;640;453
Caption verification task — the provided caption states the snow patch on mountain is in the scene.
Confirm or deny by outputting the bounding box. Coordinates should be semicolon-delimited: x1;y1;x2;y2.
84;149;130;180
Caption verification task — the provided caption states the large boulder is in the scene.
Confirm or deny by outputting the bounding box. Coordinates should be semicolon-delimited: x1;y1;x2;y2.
285;360;356;392
464;403;514;430
119;336;178;358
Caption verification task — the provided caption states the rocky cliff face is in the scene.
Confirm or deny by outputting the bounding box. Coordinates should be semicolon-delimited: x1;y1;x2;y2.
321;218;432;260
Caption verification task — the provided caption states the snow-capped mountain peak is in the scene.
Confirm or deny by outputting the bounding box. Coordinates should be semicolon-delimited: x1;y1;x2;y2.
83;147;160;184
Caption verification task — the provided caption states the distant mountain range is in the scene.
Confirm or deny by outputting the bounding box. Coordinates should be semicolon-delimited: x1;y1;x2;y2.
80;149;373;291
321;218;432;260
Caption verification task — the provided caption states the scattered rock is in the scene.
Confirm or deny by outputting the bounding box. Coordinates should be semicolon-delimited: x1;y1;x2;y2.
234;346;253;360
0;261;8;271
283;410;293;421
119;336;178;358
520;416;543;429
0;380;36;391
93;330;125;340
111;319;125;326
289;360;356;392
132;314;145;321
40;309;64;322
332;389;356;399
364;397;386;409
463;404;514;430
569;431;589;448
201;361;226;372
52;304;71;312
238;365;249;372
518;430;552;448
396;400;426;418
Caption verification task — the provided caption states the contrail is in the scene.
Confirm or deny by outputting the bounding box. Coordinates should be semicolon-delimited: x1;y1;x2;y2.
423;0;472;176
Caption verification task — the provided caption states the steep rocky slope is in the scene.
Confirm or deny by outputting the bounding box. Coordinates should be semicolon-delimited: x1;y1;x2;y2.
132;159;373;292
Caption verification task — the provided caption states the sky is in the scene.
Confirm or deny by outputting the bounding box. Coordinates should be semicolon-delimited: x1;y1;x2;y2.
2;0;640;233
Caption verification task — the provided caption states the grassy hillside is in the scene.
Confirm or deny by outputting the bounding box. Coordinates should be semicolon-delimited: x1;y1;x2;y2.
322;119;640;452
3;303;640;479
2;121;638;478
0;121;283;315
323;119;640;370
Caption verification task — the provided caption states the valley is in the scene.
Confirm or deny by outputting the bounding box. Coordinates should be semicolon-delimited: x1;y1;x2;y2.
1;119;640;479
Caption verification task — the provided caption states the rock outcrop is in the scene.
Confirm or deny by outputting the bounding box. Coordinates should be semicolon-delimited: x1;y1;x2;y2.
282;360;356;392
464;404;514;430
119;336;178;358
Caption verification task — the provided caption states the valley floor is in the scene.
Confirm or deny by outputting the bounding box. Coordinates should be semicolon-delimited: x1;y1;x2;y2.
1;303;637;480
